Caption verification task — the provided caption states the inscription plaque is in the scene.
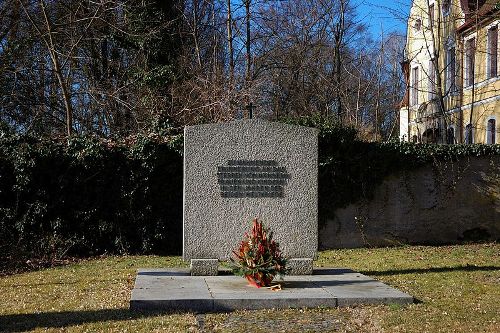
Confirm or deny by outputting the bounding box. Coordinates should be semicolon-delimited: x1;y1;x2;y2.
217;160;290;198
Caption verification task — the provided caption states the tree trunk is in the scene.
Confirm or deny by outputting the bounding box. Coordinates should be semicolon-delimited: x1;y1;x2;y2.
245;0;251;82
38;0;73;136
334;0;346;122
227;0;234;87
245;0;252;118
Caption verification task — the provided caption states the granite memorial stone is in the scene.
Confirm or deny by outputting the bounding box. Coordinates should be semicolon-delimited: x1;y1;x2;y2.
183;119;318;275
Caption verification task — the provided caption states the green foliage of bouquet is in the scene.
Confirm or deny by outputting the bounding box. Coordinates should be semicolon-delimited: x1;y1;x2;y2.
231;218;287;288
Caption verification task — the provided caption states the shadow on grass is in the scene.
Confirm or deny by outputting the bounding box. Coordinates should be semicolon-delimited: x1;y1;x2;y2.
0;308;172;332
361;265;500;276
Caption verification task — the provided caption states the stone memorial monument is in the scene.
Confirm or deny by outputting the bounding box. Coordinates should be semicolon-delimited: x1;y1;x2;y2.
130;119;413;312
183;119;319;275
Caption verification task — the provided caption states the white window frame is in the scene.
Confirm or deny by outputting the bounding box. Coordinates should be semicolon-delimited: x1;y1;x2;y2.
486;116;497;144
442;0;451;17
486;22;499;79
445;41;457;94
413;18;422;32
465;123;474;144
447;125;456;144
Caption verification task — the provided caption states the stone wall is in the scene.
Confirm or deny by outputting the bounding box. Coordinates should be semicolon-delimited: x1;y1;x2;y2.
320;156;500;249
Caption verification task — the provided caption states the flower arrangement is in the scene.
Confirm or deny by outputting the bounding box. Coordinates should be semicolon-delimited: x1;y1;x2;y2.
231;218;287;288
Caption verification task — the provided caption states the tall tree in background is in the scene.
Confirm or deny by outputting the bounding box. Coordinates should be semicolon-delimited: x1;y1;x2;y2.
0;0;184;137
0;0;406;141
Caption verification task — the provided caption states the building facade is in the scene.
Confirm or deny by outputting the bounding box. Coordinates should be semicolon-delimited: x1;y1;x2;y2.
400;0;499;144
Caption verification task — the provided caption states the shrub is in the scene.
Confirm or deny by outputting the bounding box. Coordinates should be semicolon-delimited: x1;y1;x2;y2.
281;114;500;227
0;131;183;270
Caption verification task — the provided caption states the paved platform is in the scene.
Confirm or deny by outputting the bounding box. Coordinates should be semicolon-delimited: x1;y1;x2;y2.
130;268;413;312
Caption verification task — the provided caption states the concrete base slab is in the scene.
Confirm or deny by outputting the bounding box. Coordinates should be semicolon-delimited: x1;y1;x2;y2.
130;268;413;312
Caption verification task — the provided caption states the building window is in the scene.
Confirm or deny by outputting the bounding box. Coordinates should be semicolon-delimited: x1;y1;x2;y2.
412;135;418;143
411;66;419;106
428;4;434;28
414;18;422;31
428;59;435;99
442;0;450;16
487;119;496;144
446;47;456;93
487;25;498;78
465;124;474;144
465;37;476;87
446;127;455;144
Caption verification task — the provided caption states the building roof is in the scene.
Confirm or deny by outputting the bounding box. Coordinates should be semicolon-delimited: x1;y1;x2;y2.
458;1;499;33
460;0;487;15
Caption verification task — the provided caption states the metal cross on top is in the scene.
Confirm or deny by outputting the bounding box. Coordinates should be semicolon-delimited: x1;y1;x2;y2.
246;102;254;119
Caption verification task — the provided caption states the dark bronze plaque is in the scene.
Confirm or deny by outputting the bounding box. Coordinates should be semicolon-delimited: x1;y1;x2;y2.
217;160;290;198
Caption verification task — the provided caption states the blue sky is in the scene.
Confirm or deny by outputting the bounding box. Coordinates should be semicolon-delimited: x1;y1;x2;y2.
356;0;412;38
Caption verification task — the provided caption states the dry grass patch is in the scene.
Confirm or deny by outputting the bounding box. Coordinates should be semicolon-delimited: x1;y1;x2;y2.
0;256;195;332
0;244;498;332
317;243;500;332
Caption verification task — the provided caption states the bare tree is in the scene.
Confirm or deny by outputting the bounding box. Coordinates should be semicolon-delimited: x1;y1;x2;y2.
0;0;409;141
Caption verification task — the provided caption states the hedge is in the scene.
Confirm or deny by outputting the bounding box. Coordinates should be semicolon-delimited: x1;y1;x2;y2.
283;115;500;224
0;131;184;268
1;117;499;267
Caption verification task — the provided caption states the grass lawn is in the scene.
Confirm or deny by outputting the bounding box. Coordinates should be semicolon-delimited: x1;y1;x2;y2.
0;243;498;332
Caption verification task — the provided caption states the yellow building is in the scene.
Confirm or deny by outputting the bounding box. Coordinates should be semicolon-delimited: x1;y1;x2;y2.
400;0;499;144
